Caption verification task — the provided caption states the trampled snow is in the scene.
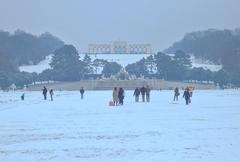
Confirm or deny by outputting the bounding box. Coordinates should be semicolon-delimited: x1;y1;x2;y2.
0;90;240;162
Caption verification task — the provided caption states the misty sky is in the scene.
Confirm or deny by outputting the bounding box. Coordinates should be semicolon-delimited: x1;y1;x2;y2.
0;0;240;52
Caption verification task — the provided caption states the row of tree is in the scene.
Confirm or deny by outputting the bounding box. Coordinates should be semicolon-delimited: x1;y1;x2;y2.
0;44;239;90
0;29;64;90
40;45;122;81
0;45;123;89
166;28;240;64
0;53;37;89
165;28;240;87
126;51;233;88
0;30;64;66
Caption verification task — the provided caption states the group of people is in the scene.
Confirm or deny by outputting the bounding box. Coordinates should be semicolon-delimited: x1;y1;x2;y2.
112;85;193;106
41;86;85;101
133;85;151;103
112;87;125;106
174;86;194;105
38;85;193;106
111;85;151;106
42;86;54;101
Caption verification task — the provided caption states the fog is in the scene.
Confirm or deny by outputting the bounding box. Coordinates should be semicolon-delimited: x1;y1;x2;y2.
0;0;240;52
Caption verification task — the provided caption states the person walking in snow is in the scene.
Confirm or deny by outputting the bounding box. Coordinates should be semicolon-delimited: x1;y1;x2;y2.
189;86;194;97
42;86;48;100
133;87;140;102
146;85;151;102
49;89;54;101
112;87;119;106
21;93;25;100
80;87;85;99
183;87;191;105
140;86;147;102
118;87;125;105
173;87;180;101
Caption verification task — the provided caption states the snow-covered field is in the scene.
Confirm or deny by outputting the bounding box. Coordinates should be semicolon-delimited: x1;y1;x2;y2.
190;56;222;72
19;55;52;74
0;90;240;162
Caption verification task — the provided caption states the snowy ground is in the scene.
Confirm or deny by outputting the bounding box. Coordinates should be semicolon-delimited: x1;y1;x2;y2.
190;56;222;72
0;90;240;162
19;55;52;74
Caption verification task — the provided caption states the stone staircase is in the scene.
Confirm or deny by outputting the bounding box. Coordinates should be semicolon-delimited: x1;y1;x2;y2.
27;79;217;91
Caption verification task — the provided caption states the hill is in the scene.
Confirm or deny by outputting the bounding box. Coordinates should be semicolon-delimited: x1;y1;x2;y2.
0;30;64;66
165;28;240;65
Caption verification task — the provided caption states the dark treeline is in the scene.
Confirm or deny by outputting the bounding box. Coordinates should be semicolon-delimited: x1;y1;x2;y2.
1;28;240;90
0;29;64;90
165;28;240;64
39;45;122;81
0;30;64;66
125;51;232;88
165;28;240;88
0;52;38;89
0;45;235;90
0;44;123;90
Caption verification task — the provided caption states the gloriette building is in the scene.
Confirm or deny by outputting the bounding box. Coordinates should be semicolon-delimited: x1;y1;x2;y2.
88;41;152;54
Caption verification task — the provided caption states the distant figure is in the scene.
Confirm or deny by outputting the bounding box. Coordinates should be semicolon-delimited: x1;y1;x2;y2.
49;89;54;101
146;85;151;102
189;86;194;97
133;87;140;102
118;87;125;105
80;87;85;99
140;86;147;102
174;87;180;101
42;86;48;100
183;88;191;105
112;87;119;106
21;93;25;100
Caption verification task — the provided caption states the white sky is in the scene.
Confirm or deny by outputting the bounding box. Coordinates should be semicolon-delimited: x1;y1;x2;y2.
0;0;239;52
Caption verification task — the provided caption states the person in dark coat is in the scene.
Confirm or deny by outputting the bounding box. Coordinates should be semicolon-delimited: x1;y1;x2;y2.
80;87;85;99
21;93;25;100
140;86;147;102
42;86;48;100
183;88;191;105
146;85;151;102
174;87;180;101
49;89;54;101
118;87;125;105
133;87;140;102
